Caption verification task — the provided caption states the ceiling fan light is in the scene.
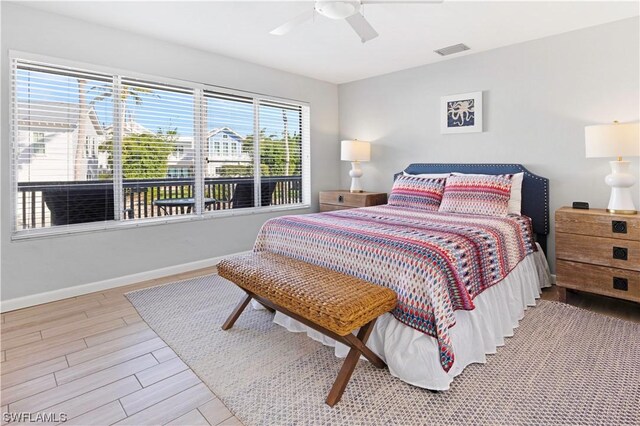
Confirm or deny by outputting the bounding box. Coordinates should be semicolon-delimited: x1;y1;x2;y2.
315;1;360;20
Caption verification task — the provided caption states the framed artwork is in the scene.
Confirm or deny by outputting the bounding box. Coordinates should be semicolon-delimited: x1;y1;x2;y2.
441;91;483;134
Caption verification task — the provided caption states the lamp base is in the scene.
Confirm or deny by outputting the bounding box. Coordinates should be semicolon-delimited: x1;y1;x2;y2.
349;161;364;193
606;208;637;215
605;160;637;215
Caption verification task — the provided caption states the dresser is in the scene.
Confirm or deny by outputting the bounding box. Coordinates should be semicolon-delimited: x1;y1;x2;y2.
555;207;640;303
319;191;387;212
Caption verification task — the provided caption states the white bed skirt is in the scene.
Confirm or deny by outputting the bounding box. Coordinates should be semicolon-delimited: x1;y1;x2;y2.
271;243;552;390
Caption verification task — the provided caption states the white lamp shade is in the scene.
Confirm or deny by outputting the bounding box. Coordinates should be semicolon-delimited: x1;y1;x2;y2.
341;140;371;162
585;122;640;158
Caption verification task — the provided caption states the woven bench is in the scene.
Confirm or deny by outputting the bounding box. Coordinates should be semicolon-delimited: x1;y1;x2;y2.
218;252;397;407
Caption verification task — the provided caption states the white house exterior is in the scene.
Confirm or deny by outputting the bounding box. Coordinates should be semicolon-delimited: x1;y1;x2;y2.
165;127;250;178
167;136;196;178
17;106;249;183
204;127;250;177
16;101;107;183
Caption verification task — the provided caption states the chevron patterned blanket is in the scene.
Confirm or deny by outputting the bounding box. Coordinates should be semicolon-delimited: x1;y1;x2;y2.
254;205;536;371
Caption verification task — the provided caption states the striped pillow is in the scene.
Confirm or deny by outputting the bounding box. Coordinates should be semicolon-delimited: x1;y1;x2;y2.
388;175;446;211
439;174;513;217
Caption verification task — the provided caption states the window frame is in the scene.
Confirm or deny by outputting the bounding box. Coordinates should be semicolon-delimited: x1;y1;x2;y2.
10;51;311;241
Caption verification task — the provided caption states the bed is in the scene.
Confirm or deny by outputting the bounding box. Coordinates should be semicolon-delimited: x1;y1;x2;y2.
253;163;551;390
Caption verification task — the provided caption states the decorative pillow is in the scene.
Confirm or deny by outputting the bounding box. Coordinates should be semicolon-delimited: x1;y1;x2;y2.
452;172;524;215
388;175;446;211
402;171;450;179
507;172;524;215
439;174;513;217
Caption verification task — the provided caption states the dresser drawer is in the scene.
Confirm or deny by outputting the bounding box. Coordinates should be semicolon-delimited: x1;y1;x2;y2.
319;191;387;208
319;204;352;212
556;260;640;302
556;233;640;272
555;209;640;241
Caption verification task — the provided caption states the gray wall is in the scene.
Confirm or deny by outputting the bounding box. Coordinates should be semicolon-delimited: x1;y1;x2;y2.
0;3;339;301
338;17;640;271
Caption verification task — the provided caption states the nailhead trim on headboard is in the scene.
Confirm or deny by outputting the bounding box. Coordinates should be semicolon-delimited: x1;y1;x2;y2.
394;163;550;243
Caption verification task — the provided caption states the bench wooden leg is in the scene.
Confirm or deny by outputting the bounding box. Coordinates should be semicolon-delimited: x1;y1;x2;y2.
326;319;379;407
222;294;252;330
342;333;385;368
257;302;276;313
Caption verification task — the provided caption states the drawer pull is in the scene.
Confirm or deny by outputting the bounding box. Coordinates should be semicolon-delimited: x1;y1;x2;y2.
337;195;344;203
612;247;628;260
613;277;628;291
612;220;627;234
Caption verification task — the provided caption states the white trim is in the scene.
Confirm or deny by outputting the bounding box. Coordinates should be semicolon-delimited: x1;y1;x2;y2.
253;99;262;207
10;50;310;107
10;57;19;236
11;203;311;241
550;273;557;285
113;75;124;221
0;250;252;313
193;87;205;215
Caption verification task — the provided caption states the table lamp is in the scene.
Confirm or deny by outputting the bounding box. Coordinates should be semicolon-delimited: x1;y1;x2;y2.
585;121;640;214
341;139;370;193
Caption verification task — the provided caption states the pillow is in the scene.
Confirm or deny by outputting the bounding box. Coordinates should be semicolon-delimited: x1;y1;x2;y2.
452;172;524;215
439;174;513;217
402;171;450;179
389;175;446;211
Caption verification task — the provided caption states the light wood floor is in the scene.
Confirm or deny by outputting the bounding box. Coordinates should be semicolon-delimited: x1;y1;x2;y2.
2;271;638;426
0;267;241;426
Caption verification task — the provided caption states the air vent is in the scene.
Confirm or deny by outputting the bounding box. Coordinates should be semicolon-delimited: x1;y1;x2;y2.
434;43;470;57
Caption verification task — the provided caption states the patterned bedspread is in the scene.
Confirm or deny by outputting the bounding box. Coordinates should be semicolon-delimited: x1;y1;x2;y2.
254;205;536;371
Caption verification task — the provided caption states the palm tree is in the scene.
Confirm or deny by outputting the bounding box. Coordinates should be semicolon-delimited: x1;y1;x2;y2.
73;79;88;181
90;84;156;108
282;109;290;176
74;82;156;181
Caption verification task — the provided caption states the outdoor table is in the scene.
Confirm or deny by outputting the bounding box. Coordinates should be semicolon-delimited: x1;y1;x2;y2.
152;197;217;214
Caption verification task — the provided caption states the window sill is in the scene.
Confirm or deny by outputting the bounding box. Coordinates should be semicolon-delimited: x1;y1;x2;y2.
11;203;312;242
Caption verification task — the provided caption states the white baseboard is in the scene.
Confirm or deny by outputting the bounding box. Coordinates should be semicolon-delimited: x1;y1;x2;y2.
1;251;251;313
550;274;557;285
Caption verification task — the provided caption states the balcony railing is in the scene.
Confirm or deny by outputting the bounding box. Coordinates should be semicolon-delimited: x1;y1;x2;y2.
16;176;303;230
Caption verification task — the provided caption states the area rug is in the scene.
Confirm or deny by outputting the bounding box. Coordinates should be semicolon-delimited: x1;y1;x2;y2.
126;274;640;426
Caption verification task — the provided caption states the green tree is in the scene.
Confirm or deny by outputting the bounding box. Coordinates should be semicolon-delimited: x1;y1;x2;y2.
100;131;175;179
217;128;301;177
77;83;157;181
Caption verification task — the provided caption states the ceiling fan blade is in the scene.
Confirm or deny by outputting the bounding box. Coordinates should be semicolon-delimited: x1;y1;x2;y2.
270;9;315;36
345;12;378;43
361;1;443;4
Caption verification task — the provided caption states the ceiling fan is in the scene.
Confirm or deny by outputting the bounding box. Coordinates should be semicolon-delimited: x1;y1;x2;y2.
270;1;442;43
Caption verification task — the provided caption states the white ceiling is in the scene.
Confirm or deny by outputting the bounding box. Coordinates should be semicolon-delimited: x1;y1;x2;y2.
19;1;640;84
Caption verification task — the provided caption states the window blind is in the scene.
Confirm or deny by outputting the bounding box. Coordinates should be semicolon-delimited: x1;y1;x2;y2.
119;78;196;219
13;59;115;234
258;100;305;207
11;55;311;239
204;91;255;209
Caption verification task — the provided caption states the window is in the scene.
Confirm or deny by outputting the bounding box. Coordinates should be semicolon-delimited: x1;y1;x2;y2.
31;132;45;154
12;55;310;239
258;101;304;207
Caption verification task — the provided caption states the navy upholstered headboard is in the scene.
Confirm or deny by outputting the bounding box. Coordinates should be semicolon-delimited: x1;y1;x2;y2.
395;163;550;254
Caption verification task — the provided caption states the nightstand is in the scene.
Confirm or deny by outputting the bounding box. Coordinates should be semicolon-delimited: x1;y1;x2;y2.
555;207;639;303
319;191;387;212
